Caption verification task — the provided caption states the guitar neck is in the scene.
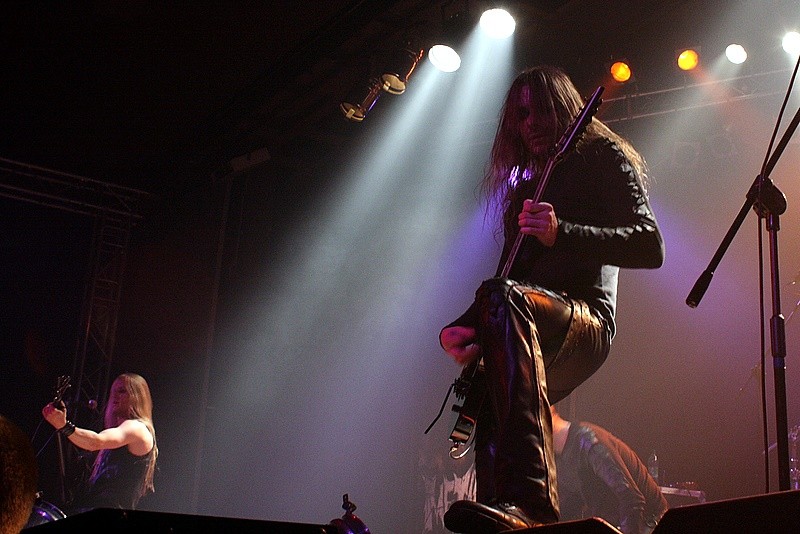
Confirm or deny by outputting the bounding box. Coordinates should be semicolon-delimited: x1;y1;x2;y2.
497;158;558;278
52;375;71;408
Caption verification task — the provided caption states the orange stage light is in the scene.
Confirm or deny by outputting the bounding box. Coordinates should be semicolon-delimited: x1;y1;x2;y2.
610;61;632;83
677;49;700;71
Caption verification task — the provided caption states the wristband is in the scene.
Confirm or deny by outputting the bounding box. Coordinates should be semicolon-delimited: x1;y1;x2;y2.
59;421;76;437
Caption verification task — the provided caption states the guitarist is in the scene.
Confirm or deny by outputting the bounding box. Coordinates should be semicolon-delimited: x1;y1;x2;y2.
440;66;664;533
42;373;158;513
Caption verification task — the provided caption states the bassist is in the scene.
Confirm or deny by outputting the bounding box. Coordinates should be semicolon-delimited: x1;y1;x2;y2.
439;66;665;533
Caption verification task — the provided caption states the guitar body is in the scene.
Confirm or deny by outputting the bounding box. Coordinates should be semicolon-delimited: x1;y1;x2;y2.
448;359;486;458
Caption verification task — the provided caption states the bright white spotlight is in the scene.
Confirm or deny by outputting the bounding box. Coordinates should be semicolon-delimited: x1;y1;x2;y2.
479;8;516;39
428;44;462;72
783;31;800;56
725;44;747;65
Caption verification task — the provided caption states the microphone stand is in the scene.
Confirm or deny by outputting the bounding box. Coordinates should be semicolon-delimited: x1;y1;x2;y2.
686;97;800;492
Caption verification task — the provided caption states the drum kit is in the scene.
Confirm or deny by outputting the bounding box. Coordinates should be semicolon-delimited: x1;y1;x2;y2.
25;494;67;529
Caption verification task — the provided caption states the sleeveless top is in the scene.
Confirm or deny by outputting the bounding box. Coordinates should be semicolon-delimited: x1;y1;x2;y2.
84;444;154;510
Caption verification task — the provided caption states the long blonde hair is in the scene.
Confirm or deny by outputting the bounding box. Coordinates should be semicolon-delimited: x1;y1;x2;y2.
91;373;158;499
484;65;648;234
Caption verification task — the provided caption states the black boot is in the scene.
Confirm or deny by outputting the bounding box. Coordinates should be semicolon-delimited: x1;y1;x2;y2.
475;277;560;524
444;500;540;533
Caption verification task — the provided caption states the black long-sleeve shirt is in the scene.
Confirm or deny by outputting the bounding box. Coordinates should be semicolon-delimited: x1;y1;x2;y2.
447;137;665;339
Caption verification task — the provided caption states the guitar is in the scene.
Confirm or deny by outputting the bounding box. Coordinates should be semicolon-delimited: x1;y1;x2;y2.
445;86;605;458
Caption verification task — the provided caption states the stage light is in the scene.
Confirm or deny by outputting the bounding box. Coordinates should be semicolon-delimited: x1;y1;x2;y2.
479;8;515;39
725;44;747;65
677;48;700;71
783;31;800;57
428;44;462;72
381;46;424;95
340;78;382;122
609;60;632;83
429;9;473;73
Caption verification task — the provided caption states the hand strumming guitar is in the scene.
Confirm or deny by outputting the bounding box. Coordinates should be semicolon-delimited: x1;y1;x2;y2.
440;326;480;366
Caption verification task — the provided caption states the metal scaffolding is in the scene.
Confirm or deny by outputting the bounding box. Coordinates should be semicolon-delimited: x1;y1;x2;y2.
0;157;150;427
601;69;792;124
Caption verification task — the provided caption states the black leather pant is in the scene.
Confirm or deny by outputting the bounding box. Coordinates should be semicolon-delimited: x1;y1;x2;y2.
473;277;610;523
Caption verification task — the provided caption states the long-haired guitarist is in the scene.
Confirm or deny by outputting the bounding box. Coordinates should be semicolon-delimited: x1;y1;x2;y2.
41;372;158;512
439;66;664;533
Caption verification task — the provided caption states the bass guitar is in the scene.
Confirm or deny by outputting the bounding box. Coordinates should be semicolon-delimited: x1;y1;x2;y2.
443;86;605;458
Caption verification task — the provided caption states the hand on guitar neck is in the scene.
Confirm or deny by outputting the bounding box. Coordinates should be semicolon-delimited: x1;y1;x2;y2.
41;376;71;430
518;200;558;247
440;325;480;366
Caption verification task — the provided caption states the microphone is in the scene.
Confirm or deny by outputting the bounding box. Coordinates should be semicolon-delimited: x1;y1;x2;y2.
686;270;713;308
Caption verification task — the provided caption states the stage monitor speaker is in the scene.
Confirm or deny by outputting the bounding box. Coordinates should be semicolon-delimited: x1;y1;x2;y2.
22;507;338;533
512;517;621;533
653;489;800;533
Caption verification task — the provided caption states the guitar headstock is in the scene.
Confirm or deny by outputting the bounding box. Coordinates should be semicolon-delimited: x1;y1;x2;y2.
53;375;71;408
554;85;605;160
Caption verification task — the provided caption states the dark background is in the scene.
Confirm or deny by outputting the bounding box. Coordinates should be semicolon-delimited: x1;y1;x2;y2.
3;1;800;532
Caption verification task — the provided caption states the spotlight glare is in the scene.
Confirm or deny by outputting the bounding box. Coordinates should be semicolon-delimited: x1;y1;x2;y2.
610;61;631;83
479;8;516;39
677;49;699;71
428;44;462;72
783;31;800;56
725;44;747;64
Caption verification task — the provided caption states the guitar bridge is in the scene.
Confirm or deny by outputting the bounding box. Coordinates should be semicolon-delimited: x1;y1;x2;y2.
452;360;483;400
452;375;471;400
